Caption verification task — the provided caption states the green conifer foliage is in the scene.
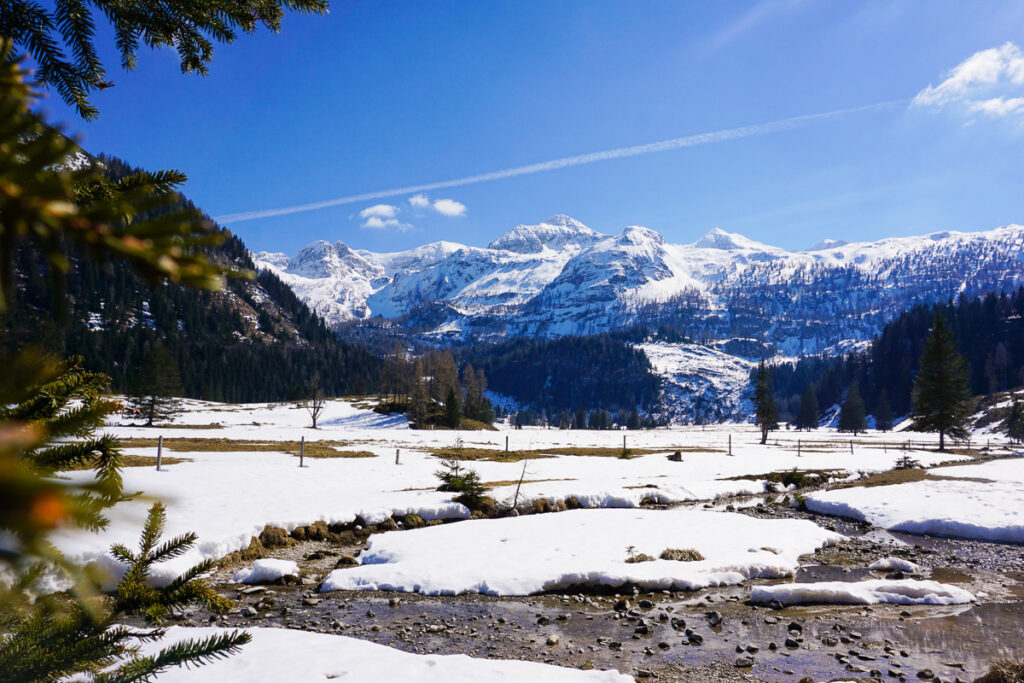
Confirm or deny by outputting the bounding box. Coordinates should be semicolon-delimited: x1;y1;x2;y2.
127;346;183;426
753;359;778;444
445;385;461;429
838;382;867;435
910;312;972;451
874;389;894;432
1;0;328;119
0;504;248;683
794;383;819;430
1002;395;1024;443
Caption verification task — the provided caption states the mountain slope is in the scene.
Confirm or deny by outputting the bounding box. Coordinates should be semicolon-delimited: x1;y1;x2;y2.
256;219;1024;355
4;157;381;402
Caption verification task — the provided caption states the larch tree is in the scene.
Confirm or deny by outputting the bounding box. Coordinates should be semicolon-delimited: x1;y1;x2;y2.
910;312;972;451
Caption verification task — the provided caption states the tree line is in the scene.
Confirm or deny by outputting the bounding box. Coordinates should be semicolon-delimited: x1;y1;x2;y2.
753;310;974;450
766;288;1024;426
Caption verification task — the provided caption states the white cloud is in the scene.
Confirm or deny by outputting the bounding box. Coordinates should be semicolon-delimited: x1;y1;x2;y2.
969;96;1024;117
406;194;467;217
357;203;410;230
914;42;1024;121
361;216;411;231
359;203;399;219
431;198;467;217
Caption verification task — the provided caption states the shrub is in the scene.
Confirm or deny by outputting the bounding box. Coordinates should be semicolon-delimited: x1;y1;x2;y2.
434;436;487;504
894;454;922;470
624;545;656;563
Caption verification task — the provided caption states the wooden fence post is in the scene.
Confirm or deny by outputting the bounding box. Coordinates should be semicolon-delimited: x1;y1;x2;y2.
299;435;306;468
728;434;732;456
156;435;163;471
395;448;400;465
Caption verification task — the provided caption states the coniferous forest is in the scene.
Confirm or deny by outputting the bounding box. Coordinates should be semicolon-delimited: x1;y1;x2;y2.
769;288;1024;422
2;157;381;403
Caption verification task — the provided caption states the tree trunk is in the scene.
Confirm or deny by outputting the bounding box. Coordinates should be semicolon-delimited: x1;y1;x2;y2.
760;425;768;445
938;429;945;452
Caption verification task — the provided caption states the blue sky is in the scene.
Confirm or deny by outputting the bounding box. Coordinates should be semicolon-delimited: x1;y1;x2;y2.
39;1;1024;254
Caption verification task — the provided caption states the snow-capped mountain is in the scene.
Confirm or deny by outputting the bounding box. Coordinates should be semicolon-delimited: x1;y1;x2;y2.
255;217;1024;355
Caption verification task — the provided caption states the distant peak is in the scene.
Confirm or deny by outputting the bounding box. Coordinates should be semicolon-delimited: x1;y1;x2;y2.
804;238;848;252
693;227;773;251
544;214;588;230
617;225;665;247
488;215;601;253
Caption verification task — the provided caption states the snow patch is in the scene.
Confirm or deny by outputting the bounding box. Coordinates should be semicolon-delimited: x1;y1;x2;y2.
231;559;299;584
750;579;974;606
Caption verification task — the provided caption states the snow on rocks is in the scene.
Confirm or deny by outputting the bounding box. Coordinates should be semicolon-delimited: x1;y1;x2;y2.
320;508;842;596
868;557;919;572
805;458;1024;544
230;559;299;584
750;579;975;606
126;626;633;682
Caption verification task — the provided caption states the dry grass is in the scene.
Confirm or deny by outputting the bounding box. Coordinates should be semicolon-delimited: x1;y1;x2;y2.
125;423;223;430
118;437;374;459
975;658;1024;683
723;468;845;482
660;548;704;562
59;454;191;470
428;447;554;463
480;478;571;487
832;468;994;489
624;553;656;564
537;446;664;457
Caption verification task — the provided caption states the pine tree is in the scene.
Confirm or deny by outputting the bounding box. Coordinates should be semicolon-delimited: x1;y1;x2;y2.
1002;395;1024;443
2;1;328;119
874;389;894;432
794;383;819;430
753;359;778;444
127;346;183;426
0;503;249;682
838;382;867;435
910;312;972;451
445;385;461;429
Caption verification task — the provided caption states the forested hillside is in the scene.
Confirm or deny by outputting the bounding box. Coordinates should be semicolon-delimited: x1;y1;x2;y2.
2;157;381;403
462;333;662;418
770;288;1024;421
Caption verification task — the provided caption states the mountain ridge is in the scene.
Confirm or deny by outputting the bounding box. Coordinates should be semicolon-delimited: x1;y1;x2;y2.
255;217;1024;354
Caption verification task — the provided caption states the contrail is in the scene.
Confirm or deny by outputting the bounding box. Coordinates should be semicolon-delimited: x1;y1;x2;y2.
215;100;905;225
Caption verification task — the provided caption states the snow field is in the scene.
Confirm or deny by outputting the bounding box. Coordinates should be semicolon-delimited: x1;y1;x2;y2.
320;508;842;596
126;626;633;682
805;458;1024;544
750;579;975;606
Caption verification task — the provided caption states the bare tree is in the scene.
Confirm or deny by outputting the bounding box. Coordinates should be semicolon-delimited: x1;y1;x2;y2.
306;384;326;429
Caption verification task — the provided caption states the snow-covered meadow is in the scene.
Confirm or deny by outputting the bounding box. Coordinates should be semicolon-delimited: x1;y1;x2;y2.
806;458;1024;544
62;397;977;589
